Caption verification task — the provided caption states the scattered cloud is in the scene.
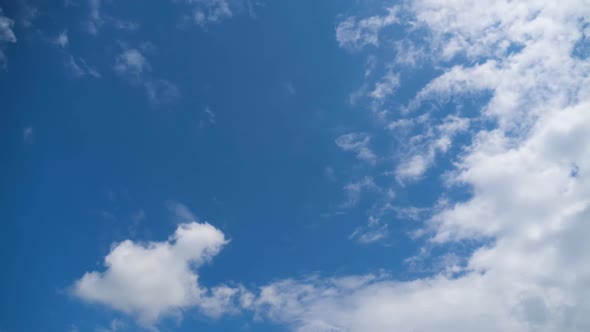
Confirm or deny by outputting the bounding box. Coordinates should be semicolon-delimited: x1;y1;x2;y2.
85;0;138;35
199;106;216;128
395;115;470;182
0;8;17;69
55;31;68;48
335;132;377;165
144;79;180;105
113;47;180;105
114;48;150;79
67;55;101;78
179;0;262;27
336;6;399;50
369;69;400;101
341;176;377;208
350;219;388;244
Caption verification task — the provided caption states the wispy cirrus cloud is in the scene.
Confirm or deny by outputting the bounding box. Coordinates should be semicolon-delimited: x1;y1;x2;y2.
335;132;377;165
113;46;180;105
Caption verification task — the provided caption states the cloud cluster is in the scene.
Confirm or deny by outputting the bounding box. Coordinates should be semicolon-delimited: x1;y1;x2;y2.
245;1;590;331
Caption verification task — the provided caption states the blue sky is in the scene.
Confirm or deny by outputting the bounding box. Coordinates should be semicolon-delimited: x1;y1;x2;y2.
2;1;590;332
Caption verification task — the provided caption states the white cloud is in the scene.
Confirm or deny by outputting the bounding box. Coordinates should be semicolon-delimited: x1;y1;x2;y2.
114;48;150;78
335;132;377;165
73;222;246;327
369;70;400;101
336;6;399;50
86;0;138;34
0;11;16;43
56;31;68;47
395;115;470;182
246;1;590;331
350;220;388;245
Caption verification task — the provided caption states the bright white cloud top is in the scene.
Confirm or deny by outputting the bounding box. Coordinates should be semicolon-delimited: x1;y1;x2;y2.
72;222;248;326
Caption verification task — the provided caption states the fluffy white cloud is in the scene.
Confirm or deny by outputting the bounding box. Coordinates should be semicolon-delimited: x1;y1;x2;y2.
335;132;377;165
73;222;247;326
246;1;590;331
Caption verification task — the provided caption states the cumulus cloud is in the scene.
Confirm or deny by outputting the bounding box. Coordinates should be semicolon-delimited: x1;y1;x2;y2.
72;222;248;327
244;1;590;331
335;132;377;165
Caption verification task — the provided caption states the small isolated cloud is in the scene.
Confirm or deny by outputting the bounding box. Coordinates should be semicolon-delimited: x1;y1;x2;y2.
72;222;247;327
144;79;180;105
22;126;34;143
335;132;377;165
199;106;216;128
114;48;150;79
284;82;296;96
56;31;68;47
67;55;101;78
336;6;399;50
